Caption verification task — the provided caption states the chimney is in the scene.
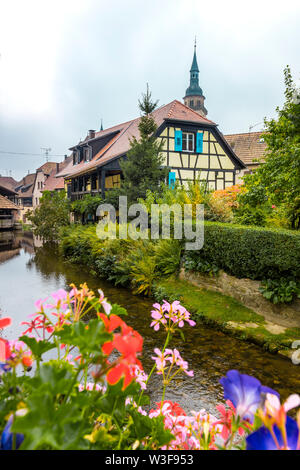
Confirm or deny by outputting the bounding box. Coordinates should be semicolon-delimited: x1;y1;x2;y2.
56;163;59;173
64;154;68;160
88;129;95;139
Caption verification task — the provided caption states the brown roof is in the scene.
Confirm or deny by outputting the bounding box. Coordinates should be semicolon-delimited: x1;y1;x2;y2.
224;131;267;166
62;100;216;178
0;194;19;210
0;177;18;191
15;173;36;198
42;156;72;191
0;184;17;196
36;162;58;174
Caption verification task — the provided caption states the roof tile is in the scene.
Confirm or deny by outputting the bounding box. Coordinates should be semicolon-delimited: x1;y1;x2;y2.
224;131;267;165
65;100;215;178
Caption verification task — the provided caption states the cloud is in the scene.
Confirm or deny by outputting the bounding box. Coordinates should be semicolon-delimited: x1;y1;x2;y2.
0;0;299;179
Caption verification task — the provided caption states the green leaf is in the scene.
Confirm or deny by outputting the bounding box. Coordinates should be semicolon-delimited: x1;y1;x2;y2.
110;304;128;317
54;318;111;356
29;361;75;397
18;336;56;359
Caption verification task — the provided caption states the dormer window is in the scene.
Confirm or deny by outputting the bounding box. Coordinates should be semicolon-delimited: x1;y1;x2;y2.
83;147;91;161
182;132;195;152
73;150;80;165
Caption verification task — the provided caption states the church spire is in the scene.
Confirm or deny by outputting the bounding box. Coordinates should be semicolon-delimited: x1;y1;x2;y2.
190;37;199;73
183;41;207;117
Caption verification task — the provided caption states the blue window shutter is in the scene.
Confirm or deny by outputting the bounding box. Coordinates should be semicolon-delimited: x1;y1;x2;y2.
174;130;182;151
168;171;176;189
196;132;203;153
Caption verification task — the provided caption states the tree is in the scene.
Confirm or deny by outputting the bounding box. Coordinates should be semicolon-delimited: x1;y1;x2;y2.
71;194;103;223
241;66;300;228
27;191;70;242
117;84;168;204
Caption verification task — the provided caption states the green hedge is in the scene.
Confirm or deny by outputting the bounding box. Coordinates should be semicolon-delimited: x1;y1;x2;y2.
183;222;300;281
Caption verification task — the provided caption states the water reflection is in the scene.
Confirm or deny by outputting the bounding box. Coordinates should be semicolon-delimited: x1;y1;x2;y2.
0;232;299;413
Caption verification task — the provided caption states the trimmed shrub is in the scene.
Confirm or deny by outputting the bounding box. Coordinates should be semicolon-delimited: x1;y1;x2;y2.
184;222;300;281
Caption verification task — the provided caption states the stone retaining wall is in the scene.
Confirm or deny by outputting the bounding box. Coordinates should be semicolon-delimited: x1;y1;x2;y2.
180;269;300;328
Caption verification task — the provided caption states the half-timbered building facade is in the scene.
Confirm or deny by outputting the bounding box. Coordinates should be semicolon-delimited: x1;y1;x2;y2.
59;45;245;199
59;99;245;200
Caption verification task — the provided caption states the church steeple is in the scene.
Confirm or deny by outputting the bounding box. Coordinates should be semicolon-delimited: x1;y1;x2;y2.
183;40;207;117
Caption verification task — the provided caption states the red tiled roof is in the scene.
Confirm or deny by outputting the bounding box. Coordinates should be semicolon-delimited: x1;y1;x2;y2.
0;184;17;196
42;156;72;191
0;194;19;210
15;173;36;198
64;100;215;178
0;177;18;191
36;162;58;174
224;131;267;166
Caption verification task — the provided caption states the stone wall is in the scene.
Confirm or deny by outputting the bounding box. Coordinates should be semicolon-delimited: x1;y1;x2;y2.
180;269;300;327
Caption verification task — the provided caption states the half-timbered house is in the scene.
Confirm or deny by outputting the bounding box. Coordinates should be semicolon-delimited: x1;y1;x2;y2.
60;100;245;200
60;45;245;200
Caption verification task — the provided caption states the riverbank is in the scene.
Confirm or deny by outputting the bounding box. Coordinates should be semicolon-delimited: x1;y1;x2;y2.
155;277;300;359
1;232;299;409
58;224;300;360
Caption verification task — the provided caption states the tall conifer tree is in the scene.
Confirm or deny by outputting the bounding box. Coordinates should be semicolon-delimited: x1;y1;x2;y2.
118;85;168;203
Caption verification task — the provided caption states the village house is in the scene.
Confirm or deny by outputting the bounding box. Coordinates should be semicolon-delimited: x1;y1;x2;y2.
60;45;247;200
0;194;20;229
41;156;72;194
0;177;19;205
14;173;35;223
32;162;59;208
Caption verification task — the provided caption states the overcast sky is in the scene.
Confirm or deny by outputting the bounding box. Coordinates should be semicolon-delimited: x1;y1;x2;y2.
0;0;299;180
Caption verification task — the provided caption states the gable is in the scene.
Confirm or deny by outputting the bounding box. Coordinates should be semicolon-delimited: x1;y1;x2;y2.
156;121;245;190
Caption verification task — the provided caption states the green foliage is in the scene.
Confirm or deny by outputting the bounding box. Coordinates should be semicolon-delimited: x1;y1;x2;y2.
27;191;70;242
111;240;156;296
154;239;182;277
139;180;232;223
55;319;111;357
71;194;103;217
115;85;168;204
183;256;219;277
152;284;183;304
259;278;300;304
184;222;300;281
240;66;300;229
234;205;267;226
18;336;56;361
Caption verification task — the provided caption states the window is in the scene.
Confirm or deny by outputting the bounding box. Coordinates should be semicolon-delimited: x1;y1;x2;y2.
189;100;194;107
83;147;90;161
182;132;194;152
73;150;79;165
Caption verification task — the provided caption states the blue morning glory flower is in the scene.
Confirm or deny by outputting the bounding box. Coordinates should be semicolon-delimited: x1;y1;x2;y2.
0;362;11;374
0;414;24;450
246;416;299;450
219;370;279;422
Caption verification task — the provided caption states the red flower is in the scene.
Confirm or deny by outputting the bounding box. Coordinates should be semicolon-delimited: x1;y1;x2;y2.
0;317;12;329
152;400;186;417
0;338;11;362
215;400;246;440
106;356;143;389
99;314;144;390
